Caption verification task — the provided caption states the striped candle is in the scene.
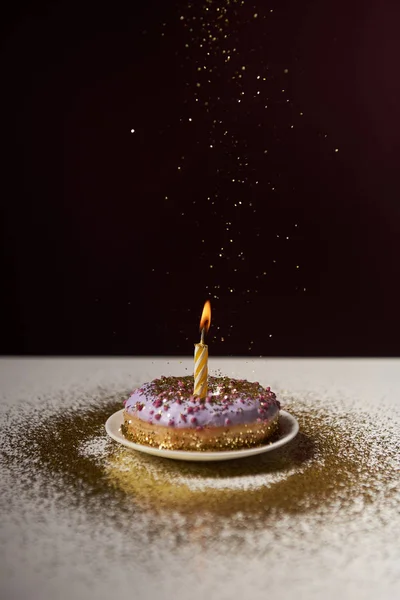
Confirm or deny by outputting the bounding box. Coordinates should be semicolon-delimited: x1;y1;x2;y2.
194;342;208;398
194;300;211;398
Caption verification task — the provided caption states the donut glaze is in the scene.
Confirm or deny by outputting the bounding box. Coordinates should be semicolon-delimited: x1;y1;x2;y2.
122;375;280;451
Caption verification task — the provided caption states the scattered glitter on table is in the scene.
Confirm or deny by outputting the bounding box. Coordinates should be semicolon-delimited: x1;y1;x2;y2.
1;358;399;600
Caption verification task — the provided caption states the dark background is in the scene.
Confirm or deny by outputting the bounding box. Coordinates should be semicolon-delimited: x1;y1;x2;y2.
1;0;400;356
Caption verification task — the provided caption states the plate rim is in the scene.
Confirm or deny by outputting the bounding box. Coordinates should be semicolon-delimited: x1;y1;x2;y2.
105;408;299;461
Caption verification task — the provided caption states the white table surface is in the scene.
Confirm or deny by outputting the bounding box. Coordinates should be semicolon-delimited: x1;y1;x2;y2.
0;358;399;600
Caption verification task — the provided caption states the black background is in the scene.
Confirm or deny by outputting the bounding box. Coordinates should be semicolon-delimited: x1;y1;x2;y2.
2;0;400;356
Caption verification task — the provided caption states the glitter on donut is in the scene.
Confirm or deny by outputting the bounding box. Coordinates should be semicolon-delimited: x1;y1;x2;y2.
122;375;280;451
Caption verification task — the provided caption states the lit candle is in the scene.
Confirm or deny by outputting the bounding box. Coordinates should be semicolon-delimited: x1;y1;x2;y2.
194;300;211;398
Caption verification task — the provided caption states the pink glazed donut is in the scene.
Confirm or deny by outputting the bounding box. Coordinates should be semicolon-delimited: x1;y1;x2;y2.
122;375;280;451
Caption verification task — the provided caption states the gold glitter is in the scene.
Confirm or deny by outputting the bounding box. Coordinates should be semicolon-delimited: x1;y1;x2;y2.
133;375;271;404
121;416;279;451
2;388;399;548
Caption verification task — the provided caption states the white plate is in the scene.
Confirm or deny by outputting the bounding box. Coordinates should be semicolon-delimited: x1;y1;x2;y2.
105;409;299;462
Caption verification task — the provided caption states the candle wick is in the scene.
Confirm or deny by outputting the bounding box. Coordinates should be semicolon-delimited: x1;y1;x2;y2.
200;328;205;345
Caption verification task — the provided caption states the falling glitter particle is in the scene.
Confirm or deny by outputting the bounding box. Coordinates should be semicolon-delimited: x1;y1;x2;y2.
131;1;343;353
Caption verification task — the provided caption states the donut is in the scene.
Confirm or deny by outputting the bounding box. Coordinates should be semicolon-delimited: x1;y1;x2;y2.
122;375;280;451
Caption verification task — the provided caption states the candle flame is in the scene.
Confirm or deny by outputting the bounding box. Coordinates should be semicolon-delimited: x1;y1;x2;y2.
199;300;211;335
